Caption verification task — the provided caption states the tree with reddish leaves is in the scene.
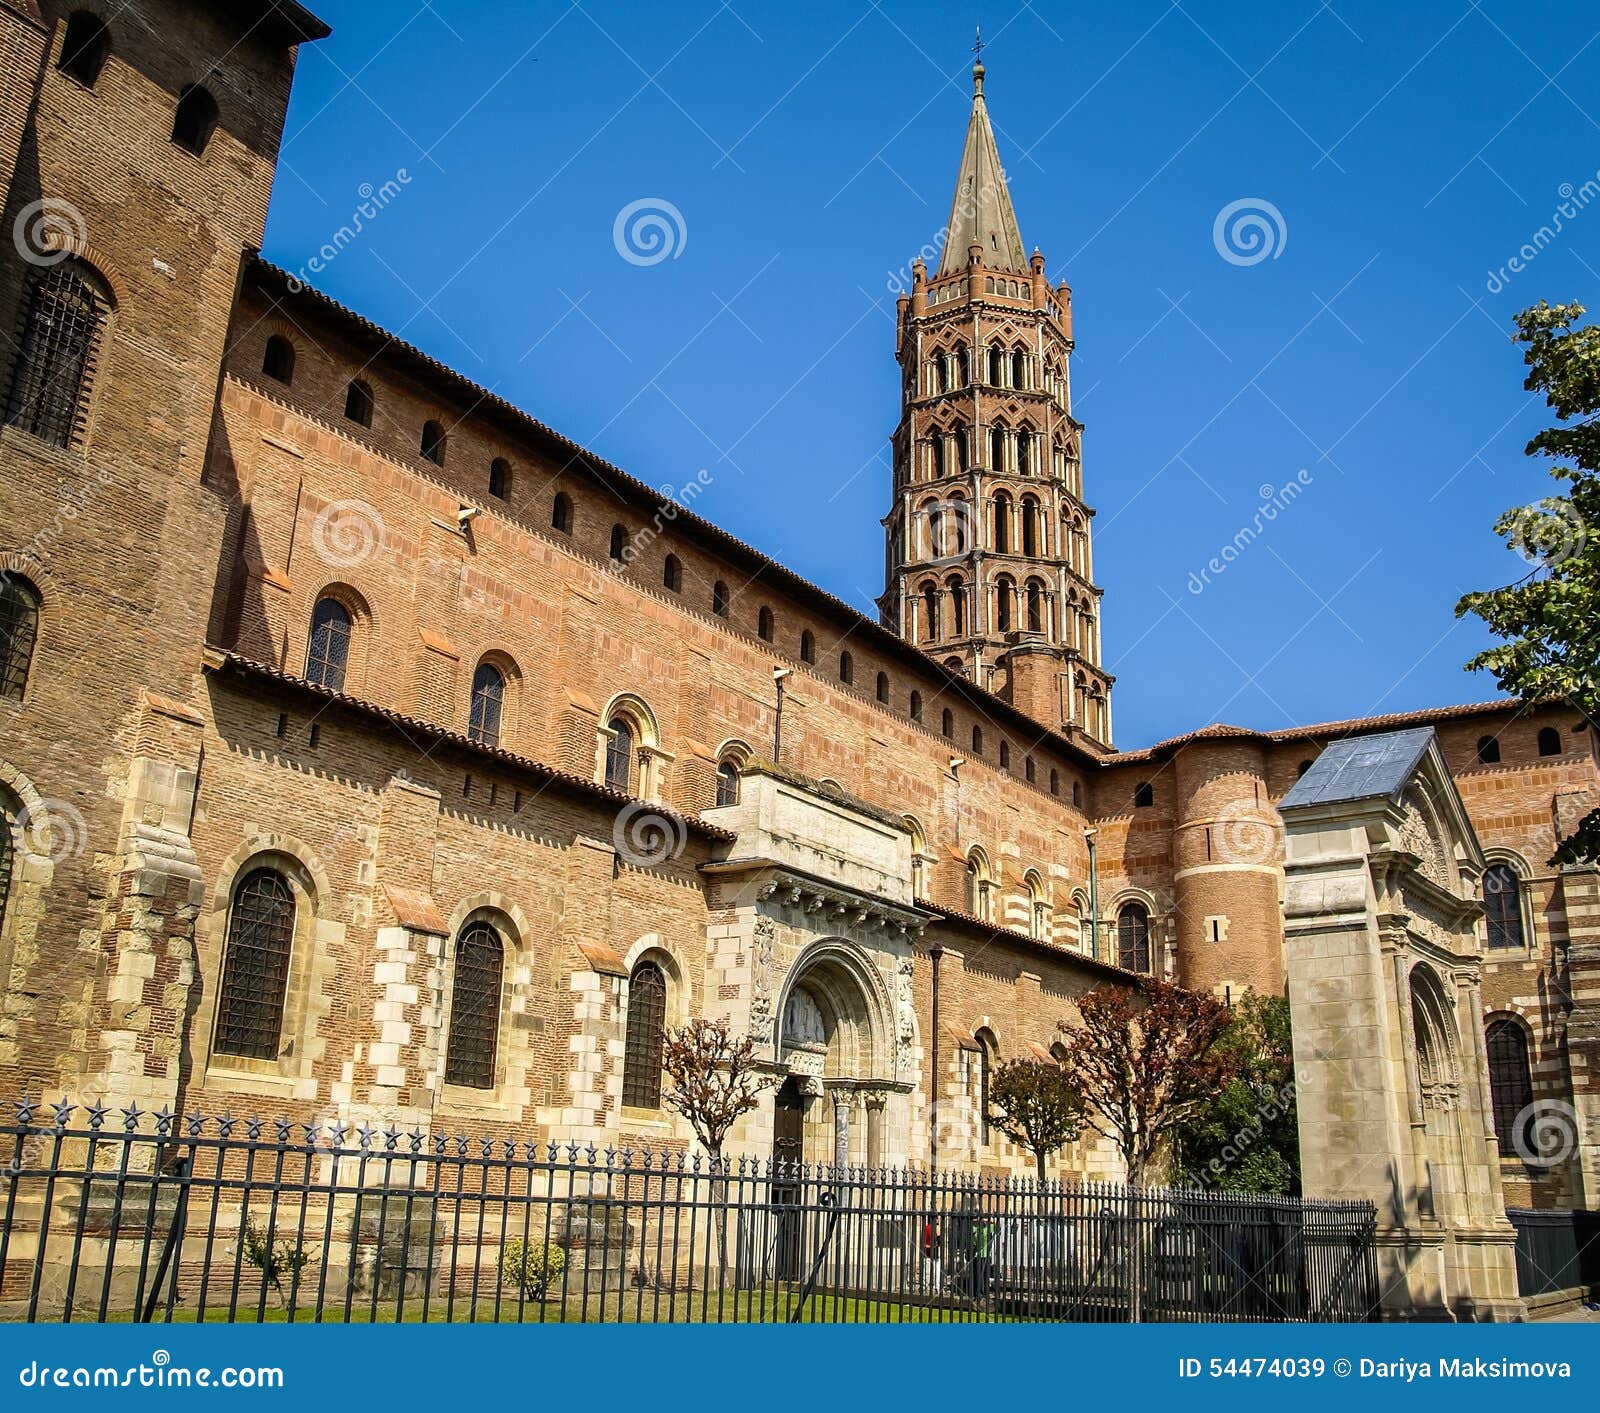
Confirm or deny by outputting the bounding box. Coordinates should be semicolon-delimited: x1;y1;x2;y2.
986;1057;1085;1183
1055;979;1238;1188
660;1017;774;1166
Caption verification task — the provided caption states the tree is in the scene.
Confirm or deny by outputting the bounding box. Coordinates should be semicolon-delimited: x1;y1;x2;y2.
1055;979;1237;1188
1171;991;1300;1195
1457;300;1600;866
659;1017;775;1290
660;1017;775;1165
986;1057;1085;1182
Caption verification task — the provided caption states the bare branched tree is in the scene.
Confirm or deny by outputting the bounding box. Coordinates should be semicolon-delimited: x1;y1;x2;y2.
661;1017;774;1166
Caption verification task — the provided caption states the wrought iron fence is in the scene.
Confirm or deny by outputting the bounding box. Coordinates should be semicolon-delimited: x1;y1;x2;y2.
0;1100;1379;1324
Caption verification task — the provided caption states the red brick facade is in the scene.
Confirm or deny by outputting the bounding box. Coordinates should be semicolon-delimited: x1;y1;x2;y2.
0;4;1594;1202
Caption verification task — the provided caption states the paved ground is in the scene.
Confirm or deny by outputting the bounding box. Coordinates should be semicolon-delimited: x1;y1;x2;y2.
1530;1303;1600;1322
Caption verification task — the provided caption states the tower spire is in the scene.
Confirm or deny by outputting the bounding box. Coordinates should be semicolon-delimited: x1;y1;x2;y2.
938;39;1025;276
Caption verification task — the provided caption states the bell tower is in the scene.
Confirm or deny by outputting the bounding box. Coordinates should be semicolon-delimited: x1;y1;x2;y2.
879;46;1113;748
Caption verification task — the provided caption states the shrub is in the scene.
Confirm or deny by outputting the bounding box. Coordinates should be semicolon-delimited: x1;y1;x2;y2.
239;1217;314;1301
500;1237;567;1298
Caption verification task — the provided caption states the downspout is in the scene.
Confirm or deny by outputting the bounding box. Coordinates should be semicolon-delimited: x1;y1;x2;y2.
772;667;790;765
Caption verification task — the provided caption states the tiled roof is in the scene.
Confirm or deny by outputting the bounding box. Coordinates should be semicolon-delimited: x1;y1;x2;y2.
914;897;1136;983
202;648;736;842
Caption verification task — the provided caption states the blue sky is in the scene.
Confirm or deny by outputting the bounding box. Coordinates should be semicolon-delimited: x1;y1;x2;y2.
264;0;1600;749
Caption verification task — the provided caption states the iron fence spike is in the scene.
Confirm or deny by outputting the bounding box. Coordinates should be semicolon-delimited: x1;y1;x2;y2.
155;1104;174;1136
217;1111;236;1139
86;1098;107;1129
51;1099;74;1129
14;1097;36;1126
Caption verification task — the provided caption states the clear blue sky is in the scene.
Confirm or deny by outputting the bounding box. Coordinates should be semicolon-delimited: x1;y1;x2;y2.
264;0;1600;749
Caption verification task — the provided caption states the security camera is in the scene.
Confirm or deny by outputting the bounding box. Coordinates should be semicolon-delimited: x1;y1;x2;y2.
949;756;966;774
1083;826;1097;840
457;504;481;528
773;667;792;682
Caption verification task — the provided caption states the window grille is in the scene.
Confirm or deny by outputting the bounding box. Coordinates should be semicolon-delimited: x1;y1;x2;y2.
214;869;296;1060
445;923;503;1089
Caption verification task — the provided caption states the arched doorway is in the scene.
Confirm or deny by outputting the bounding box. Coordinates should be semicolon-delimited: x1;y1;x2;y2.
1409;963;1463;1221
773;940;893;1168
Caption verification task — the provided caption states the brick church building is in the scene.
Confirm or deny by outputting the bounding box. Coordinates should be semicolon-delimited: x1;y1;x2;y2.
0;0;1595;1260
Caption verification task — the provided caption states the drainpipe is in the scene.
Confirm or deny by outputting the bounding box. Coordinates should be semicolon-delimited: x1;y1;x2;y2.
772;667;791;765
928;943;944;1172
1084;827;1099;964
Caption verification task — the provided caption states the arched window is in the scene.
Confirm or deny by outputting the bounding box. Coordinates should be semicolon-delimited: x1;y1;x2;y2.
0;578;41;700
875;670;889;703
931;436;947;480
936;354;951;393
213;868;296;1060
171;83;219;155
993;492;1012;553
967;850;993;921
988;345;1004;385
948;576;966;636
948;495;968;554
623;960;668;1108
343;379;373;427
800;629;816;664
971;724;984;755
909;690;923;722
5;260;110;447
1117;902;1151;973
954;423;969;471
304;596;351;691
1016;433;1031;477
995;575;1014;633
974;1028;996;1144
468;661;505;748
1133;781;1154;808
59;11;111;87
712;580;730;618
1477;735;1501;765
420;420;447;466
942;708;954;739
758;606;774;641
262;334;294;384
1012;350;1026;388
1297;759;1313;777
1484;863;1526;949
989;425;1005;472
1026;579;1044;633
551;492;573;534
999;741;1011;770
605;715;635;793
955;344;970;385
1024;755;1035;783
1485;1018;1534;1157
1021;497;1040;557
444;921;503;1089
839;649;853;684
715;757;741;807
663;554;683;592
489;458;511;499
921;582;940;643
1537;726;1562;757
1026;871;1048;940
609;523;627;560
905;815;928;896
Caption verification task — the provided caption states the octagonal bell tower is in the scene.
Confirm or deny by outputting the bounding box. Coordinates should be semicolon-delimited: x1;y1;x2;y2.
878;51;1113;749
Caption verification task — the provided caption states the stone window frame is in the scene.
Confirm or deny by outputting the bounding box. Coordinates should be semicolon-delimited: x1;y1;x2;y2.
303;581;373;697
435;896;534;1120
619;934;690;1125
196;838;331;1095
965;846;995;922
464;647;521;752
1483;1010;1537;1161
712;737;752;809
1023;868;1049;942
0;760;58;1026
1480;849;1536;955
1107;888;1163;975
594;691;667;803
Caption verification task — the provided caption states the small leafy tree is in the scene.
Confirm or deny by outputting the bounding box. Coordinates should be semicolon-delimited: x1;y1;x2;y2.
660;1017;774;1165
986;1057;1085;1182
500;1237;567;1299
1172;991;1300;1195
239;1217;314;1306
660;1017;775;1288
1056;979;1237;1188
1457;300;1600;866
